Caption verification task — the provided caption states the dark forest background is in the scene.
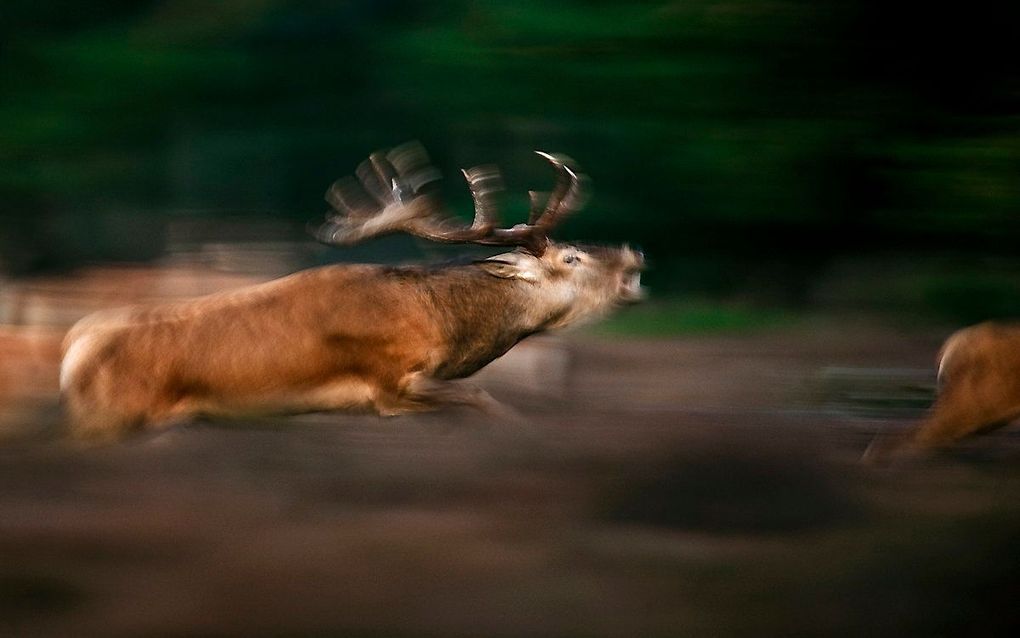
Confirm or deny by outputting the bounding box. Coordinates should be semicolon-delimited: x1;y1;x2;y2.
2;0;1018;319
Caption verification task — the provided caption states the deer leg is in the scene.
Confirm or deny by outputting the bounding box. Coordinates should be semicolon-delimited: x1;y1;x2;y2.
865;388;1020;462
909;406;1017;451
376;373;520;420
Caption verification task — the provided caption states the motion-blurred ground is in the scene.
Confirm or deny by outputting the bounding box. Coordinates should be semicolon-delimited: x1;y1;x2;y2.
1;298;1018;636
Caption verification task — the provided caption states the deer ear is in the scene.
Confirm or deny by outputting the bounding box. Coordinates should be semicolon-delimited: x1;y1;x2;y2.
476;252;541;282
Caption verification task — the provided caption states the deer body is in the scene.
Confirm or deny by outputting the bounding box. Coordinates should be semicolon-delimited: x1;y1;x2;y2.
60;144;644;438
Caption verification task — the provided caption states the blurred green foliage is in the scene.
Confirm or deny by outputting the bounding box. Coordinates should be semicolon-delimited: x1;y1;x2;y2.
1;0;1018;312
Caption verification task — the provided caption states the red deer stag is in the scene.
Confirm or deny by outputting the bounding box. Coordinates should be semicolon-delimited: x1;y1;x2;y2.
60;143;645;439
864;321;1020;461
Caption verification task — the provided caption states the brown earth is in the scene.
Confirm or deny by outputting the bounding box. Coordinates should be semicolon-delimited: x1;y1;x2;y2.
2;324;1019;637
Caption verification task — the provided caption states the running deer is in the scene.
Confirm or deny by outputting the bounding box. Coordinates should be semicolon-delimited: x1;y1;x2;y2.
864;321;1020;461
60;143;645;439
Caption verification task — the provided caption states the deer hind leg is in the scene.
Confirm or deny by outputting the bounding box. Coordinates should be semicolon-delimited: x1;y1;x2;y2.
908;395;1019;450
865;387;1020;462
63;387;147;441
67;389;200;441
62;365;135;442
62;356;187;441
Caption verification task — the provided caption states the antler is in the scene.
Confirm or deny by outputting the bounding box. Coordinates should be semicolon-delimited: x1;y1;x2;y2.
313;142;587;256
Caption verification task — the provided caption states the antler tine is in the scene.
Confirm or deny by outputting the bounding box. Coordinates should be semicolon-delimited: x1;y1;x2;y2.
527;190;549;225
369;151;398;190
533;151;587;231
355;157;390;206
352;150;403;207
386;141;440;197
316;172;379;245
324;176;355;215
461;165;503;230
324;175;376;219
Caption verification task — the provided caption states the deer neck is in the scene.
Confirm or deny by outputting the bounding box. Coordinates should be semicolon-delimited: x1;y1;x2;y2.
424;266;562;379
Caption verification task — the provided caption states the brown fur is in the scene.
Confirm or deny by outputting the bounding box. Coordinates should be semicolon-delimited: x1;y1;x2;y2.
60;243;644;439
864;321;1020;461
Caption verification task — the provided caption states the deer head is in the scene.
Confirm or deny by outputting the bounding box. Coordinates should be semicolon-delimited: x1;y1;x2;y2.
313;142;645;322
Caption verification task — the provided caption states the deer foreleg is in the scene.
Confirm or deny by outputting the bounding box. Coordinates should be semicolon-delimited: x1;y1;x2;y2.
376;373;518;419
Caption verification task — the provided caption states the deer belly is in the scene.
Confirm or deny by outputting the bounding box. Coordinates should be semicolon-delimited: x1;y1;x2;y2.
177;376;380;419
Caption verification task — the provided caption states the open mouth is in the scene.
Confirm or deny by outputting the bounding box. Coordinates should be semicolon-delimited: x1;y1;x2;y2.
618;273;646;304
